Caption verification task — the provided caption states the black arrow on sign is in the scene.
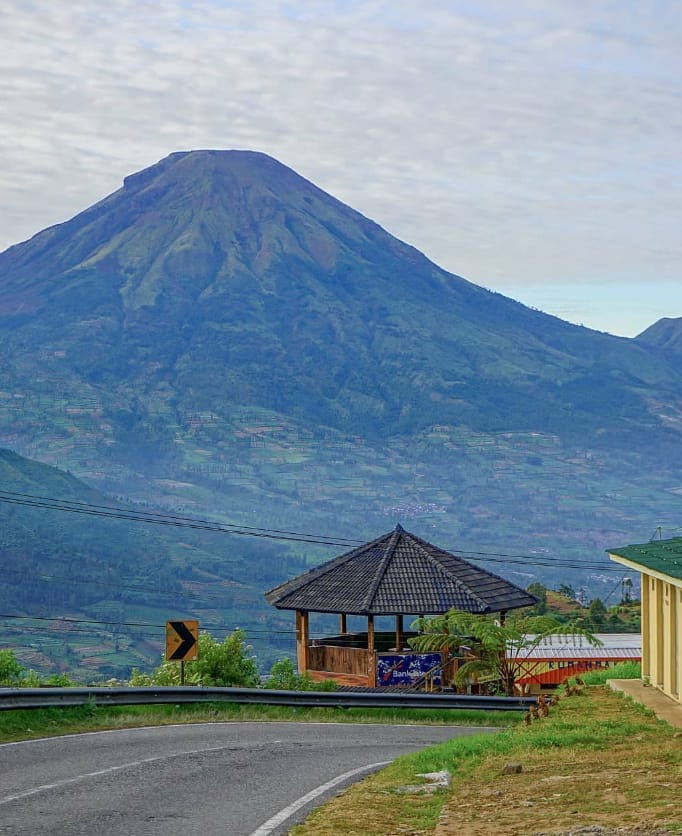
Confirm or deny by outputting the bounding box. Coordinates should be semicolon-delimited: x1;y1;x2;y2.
168;621;197;660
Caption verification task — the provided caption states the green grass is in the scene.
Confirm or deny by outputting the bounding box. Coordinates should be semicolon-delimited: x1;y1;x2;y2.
578;660;641;685
0;702;518;744
291;685;681;835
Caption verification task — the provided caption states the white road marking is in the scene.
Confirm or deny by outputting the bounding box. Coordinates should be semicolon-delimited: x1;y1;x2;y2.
249;761;391;836
0;745;229;806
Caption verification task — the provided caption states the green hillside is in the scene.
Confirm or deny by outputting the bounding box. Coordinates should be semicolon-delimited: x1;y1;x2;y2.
0;448;314;679
1;151;681;680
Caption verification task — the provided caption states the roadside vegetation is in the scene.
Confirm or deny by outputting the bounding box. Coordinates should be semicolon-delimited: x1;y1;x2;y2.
128;630;260;687
0;702;517;745
1;638;519;743
410;608;600;695
3;657;672;834
291;667;682;836
526;583;641;632
1;632;334;691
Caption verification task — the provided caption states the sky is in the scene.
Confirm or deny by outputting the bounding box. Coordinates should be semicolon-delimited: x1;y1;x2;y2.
1;0;680;337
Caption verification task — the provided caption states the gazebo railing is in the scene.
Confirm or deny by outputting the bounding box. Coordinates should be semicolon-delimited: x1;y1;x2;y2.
306;632;461;689
308;644;370;677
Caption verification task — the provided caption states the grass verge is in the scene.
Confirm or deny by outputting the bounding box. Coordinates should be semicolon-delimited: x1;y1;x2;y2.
0;702;517;744
291;684;682;836
580;660;642;685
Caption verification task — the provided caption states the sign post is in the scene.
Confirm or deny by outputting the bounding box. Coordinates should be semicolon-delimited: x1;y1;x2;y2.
166;620;199;685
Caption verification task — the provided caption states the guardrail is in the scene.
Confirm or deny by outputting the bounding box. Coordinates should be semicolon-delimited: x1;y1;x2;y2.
0;686;535;712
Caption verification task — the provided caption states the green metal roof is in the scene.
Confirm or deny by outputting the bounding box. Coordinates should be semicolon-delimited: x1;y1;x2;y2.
607;538;682;582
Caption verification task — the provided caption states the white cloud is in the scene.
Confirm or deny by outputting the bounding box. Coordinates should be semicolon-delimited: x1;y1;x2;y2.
1;0;681;335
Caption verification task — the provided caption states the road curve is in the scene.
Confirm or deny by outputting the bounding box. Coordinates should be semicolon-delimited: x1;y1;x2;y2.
0;721;492;835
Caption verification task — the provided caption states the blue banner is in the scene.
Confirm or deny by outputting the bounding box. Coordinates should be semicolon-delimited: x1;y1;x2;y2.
376;653;442;687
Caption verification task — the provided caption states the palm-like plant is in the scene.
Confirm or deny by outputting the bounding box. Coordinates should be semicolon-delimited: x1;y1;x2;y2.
409;610;602;696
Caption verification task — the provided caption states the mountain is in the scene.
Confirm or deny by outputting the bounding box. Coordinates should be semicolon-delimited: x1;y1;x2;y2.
636;317;682;354
2;150;680;450
2;149;682;667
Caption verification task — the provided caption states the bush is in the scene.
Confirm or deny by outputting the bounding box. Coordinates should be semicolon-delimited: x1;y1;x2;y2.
130;629;260;687
192;630;259;687
0;650;23;685
264;658;305;689
0;650;76;688
264;658;338;691
20;670;74;688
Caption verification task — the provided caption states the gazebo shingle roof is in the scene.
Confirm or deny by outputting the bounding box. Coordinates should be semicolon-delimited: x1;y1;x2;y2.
265;525;537;615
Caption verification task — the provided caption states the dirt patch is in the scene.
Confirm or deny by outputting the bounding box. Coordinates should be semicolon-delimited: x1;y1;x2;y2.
435;690;681;836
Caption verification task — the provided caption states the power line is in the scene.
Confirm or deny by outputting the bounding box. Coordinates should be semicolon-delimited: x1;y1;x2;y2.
0;488;622;570
0;612;169;630
0;565;244;602
0;489;360;547
602;571;629;606
455;552;621;571
0;611;296;636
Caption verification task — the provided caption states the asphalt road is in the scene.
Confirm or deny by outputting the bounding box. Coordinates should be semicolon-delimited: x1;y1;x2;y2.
0;721;492;835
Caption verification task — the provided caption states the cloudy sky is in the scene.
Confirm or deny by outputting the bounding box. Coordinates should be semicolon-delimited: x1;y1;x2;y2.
1;1;680;336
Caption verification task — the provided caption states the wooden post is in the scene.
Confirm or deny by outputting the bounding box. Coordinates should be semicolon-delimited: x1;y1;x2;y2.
339;613;347;634
295;610;309;674
498;610;509;693
367;614;376;687
301;610;309;673
641;575;650;680
395;614;403;650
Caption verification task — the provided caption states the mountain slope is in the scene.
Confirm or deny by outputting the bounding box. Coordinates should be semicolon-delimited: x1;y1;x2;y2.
0;446;302;678
636;317;682;354
2;149;682;649
1;149;679;454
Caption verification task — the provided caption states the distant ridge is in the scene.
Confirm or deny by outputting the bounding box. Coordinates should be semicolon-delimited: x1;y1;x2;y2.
636;317;682;353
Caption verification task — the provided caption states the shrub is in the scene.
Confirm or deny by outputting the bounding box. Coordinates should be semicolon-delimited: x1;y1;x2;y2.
0;649;23;685
130;629;260;687
264;657;336;691
411;609;600;696
264;657;307;689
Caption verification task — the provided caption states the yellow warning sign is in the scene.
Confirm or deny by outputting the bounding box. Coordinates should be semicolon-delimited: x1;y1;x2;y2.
165;620;199;661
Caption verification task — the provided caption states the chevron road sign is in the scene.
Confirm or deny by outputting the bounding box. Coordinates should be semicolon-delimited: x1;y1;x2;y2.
166;620;199;661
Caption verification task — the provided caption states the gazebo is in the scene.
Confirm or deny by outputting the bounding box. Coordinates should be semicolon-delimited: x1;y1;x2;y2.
265;524;537;688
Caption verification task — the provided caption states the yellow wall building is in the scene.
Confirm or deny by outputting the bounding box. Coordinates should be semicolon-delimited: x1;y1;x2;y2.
608;538;682;704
